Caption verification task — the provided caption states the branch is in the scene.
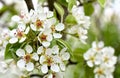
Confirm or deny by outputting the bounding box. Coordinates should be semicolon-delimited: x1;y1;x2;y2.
24;0;34;11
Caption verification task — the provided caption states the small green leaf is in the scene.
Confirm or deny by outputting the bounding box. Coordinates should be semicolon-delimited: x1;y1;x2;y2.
84;3;94;16
4;43;13;59
98;0;106;7
68;0;76;12
54;2;64;17
56;39;72;55
65;14;77;25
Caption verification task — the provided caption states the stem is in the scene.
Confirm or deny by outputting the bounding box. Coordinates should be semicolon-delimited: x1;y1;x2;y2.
24;0;34;11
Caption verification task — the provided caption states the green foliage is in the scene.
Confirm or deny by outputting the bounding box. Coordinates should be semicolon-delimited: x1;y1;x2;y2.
68;0;76;12
56;39;72;55
65;14;77;25
84;3;94;16
97;0;106;7
54;2;64;19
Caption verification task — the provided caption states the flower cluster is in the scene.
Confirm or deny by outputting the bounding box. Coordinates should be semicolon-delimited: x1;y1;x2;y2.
68;5;90;44
7;5;70;78
10;5;65;47
84;41;117;78
16;45;70;77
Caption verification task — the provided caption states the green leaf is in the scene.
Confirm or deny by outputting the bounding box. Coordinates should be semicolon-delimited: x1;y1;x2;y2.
54;2;64;17
68;0;76;12
83;3;94;16
4;43;13;59
98;0;106;7
56;39;72;55
65;14;77;25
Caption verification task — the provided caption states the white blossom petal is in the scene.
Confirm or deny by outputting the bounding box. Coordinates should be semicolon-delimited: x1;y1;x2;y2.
26;62;34;71
41;64;48;74
53;33;62;38
11;15;20;22
42;41;50;47
30;24;36;31
51;64;60;72
60;63;65;71
19;37;26;43
16;49;25;57
55;23;65;31
40;55;46;64
61;52;70;61
37;46;44;54
17;59;26;68
9;38;18;44
32;53;39;61
25;27;30;34
25;45;33;53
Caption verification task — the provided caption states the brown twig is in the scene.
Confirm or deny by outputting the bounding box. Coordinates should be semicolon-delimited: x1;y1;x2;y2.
24;0;34;11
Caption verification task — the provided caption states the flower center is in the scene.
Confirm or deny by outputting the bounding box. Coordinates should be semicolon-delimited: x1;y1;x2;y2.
104;56;109;62
97;68;104;75
36;20;43;29
40;34;47;41
16;30;24;38
24;54;31;63
47;57;53;66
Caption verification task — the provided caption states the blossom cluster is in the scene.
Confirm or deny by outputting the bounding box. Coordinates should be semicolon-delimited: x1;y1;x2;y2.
6;5;70;77
68;5;91;44
84;41;117;78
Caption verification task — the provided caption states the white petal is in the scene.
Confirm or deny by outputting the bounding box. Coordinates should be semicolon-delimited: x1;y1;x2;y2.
40;55;46;64
61;52;70;60
41;64;48;74
16;49;25;57
25;27;30;34
9;38;18;44
32;53;39;61
30;24;36;31
51;64;60;72
46;34;53;41
18;23;26;31
19;37;26;43
11;15;20;22
17;59;26;68
25;45;33;53
42;41;50;47
47;11;53;18
52;45;59;54
53;33;62;38
46;48;52;56
26;62;34;71
87;61;94;67
55;23;65;31
48;74;53;78
60;63;65;71
39;13;47;20
37;46;44;54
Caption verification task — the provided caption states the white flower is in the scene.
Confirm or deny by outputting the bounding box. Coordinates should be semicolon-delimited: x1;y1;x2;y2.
94;65;114;78
43;72;64;78
9;25;30;44
39;45;70;73
72;5;90;29
16;45;39;71
77;27;88;44
101;47;117;67
84;49;101;67
92;41;104;52
39;47;60;73
38;28;53;47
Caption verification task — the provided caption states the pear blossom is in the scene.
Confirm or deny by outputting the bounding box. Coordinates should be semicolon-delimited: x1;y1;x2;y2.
94;65;114;78
43;72;64;78
39;45;70;74
83;49;101;67
84;41;117;78
101;47;117;67
16;45;39;71
9;24;30;44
